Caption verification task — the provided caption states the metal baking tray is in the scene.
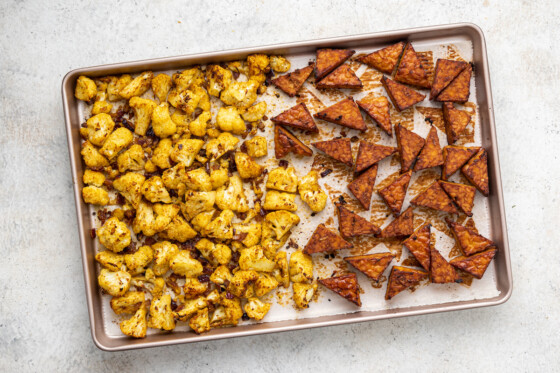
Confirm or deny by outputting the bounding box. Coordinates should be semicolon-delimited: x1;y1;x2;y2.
62;23;512;351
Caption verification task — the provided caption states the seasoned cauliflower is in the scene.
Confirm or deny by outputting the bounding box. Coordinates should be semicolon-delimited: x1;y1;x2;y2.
151;73;172;102
234;152;263;179
289;250;313;283
210;167;229;190
205;132;239;161
170;138;204;167
151;103;177;138
244;298;271;321
81;141;109;168
170;250;203;277
95;250;124;272
120;304;147;338
246;54;270;85
189;308;211;334
266;166;298;192
110;291;145;314
132;201;178;237
244;136;267;158
239;246;276;272
220;79;259;108
82;186;109;205
173;67;204;91
210;265;232;286
81;113;115;146
98;269;131;297
99;127;133;160
117;144;145;173
265;210;300;239
75;76;97;101
183;277;208;298
119;71;153;99
273;251;290;288
210;297;243;327
170;110;191;136
151;138;173;169
293;282;317;309
241;101;267;122
183;168;212;191
189;111;211;137
91;100;113;115
260;220;290;259
162;163;187;192
233;222;262;247
152;241;179;276
227;270;258;298
174;296;207;321
205;65;233;97
159;214;197;242
263;190;297;211
191;210;215;232
168;86;208;115
97;217;131;253
227;60;248;75
181;190;216;220
216;175;249;212
129;96;157;136
107;74;132;101
202;209;234;240
113;172;146;208
124;245;153;275
148;294;175;331
270;55;291;73
142;176;171;203
298;170;328;212
83;169;105;187
254;273;279;297
216;106;246;135
195;239;232;266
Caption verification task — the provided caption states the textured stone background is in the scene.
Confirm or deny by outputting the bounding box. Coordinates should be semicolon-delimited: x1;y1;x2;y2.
1;0;559;371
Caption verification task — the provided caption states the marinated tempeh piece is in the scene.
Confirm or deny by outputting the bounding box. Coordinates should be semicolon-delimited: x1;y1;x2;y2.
395;124;425;172
385;266;428;300
271;64;314;97
402;223;431;271
274;125;313;159
316;64;362;89
394;42;431;89
410;181;458;214
462;148;489;196
319;273;361;306
430;59;468;100
312;138;353;167
382;76;426;112
442;102;471;144
446;219;495;256
439;181;476;217
442;145;479;180
314;97;367;131
348;164;378;210
355;141;397;172
356;41;405;74
379;206;414;238
315;49;355;80
271;103;318;132
378;171;412;217
356;95;393;136
344;253;394;281
337;203;381;238
436;64;472;102
430;246;461;284
303;223;353;254
414;126;443;171
450;248;497;279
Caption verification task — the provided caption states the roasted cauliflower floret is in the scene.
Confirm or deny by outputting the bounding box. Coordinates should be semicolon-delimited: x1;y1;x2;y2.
183;168;212;191
263;190;297;211
298;170;328;212
239;246;277;272
113;172;146;208
170;111;191;136
159;214;197;242
99;127;133;160
210;167;229;190
119;71;153;99
189;111;211;137
182;190;216;220
293;282;317;309
75;75;97;101
117;144;145;173
173;67;204;91
189;308;211;334
216;175;249;212
83;169;105;187
211;297;243;327
142;176;172;203
195;239;232;266
210;265;232;286
128;96;157;136
132;201;178;237
254;273;279;297
246;54;270;85
107;74;132;101
174;297;207;322
97;217;131;253
244;298;271;321
81;141;109;168
151;138;173;169
273;251;289;288
110;291;145;314
170;250;203;277
244;136;267;158
220;79;259;108
260;220;290;259
183;277;208;298
191;210;215;232
235;152;263;179
241;101;267;122
216;106;246;135
95;250;124;272
233;222;262;247
266;166;298;192
168;86;208;115
151;73;173;102
227;270;258;298
227;60;248;75
148;294;175;331
202;209;234;240
91;100;113;115
205;64;233;97
98;269;131;297
120;304;148;338
206;132;239;161
151;103;177;138
124;245;153;275
265;210;300;239
162;163;187;192
289;250;313;283
80;113;115;146
170;138;204;167
82;186;109;205
270;55;291;73
151;241;179;276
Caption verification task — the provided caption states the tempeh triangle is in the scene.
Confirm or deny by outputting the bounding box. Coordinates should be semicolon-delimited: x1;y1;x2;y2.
430;59;468;100
450;248;497;279
446;219;495;256
319;273;361;306
303;223;353;254
355;141;397;172
344;253;394;281
443;102;471;144
348;164;378;210
378;171;411;217
441;146;479;180
271;103;318;132
395;124;425;172
356;42;405;74
461;148;489;196
315;49;355;80
337;204;381;238
402;223;431;271
430;246;461;283
394;42;431;89
414;125;443;171
379;206;414;238
410;181;458;214
385;266;428;300
314;97;367;131
356;95;393;136
439;181;476;217
316;64;362;89
436;64;472;102
312;138;353;167
274;125;313;159
382;77;425;112
271;64;314;97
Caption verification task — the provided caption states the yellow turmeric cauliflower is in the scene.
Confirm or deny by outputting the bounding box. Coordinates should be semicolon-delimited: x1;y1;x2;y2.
289;250;313;283
75;76;97;101
195;239;232;266
270;55;291;73
81;113;115;146
110;291;145;314
239;246;277;272
120;304;148;338
205;132;239;161
211;297;243;327
264;210;300;239
241;101;267;122
170;250;203;277
216;175;249;212
228;270;259;298
244;297;271;321
151;103;177;138
244;136;267;158
234;152;263;179
189;308;211;334
99;127;133;160
151;241;179;276
273;251;290;288
293;282;317;309
202;209;234;240
173;67;204;91
298;170;328;212
246;54;270;85
82;186;109;205
113;172;146;208
232;222;262;247
254;273;279;297
95;250;124;272
159;214;197;242
91;100;112;115
97;217;131;253
148;294;175;331
151;73;172;102
119;71;153;99
107;74;132;101
98;269;131;297
189;111;211;137
266;166;298;192
183;168;212;191
182;190;216;220
173;296;207;321
151;138;173;169
129;96;157;136
83;169;105;187
81;141;109;168
216;106;246;135
117;144;145;173
210;167;229;190
205;65;233;97
142;176;171;203
170;138;204;167
183;277;208;299
263;190;297;211
124;245;153;275
220;79;259;108
132;201;179;237
210;265;233;286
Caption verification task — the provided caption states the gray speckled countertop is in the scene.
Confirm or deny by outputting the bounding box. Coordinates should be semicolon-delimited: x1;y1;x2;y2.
1;0;559;371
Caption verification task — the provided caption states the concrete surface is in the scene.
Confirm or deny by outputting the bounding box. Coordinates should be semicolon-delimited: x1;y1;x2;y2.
1;0;559;371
